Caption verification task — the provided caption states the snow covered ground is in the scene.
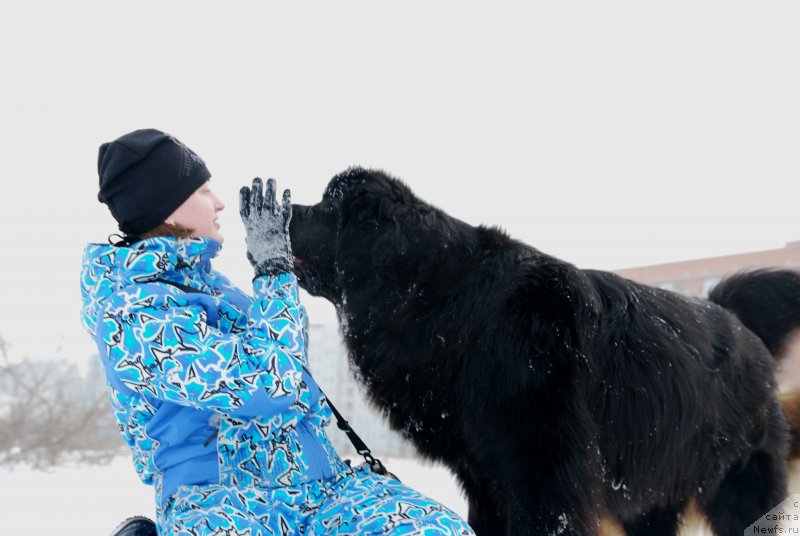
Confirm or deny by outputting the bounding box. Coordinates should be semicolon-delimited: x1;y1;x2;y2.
4;455;800;535
0;454;467;535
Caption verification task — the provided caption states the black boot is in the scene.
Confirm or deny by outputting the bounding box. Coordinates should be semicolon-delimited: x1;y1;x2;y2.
109;516;157;536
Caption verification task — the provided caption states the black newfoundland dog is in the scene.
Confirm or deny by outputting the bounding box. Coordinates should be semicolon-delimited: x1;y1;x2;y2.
289;167;793;535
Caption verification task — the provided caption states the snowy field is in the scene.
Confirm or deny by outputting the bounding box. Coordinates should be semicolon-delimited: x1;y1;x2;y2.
4;456;800;535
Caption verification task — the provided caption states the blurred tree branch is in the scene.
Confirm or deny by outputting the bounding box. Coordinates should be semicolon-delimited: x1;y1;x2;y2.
0;333;125;469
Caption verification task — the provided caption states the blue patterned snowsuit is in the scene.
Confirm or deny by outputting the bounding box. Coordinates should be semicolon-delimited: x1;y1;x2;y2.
80;236;473;535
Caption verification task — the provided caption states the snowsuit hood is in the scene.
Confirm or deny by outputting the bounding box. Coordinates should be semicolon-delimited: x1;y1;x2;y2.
80;236;222;339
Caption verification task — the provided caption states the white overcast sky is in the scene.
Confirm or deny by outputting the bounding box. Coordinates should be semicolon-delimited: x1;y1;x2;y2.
0;1;798;366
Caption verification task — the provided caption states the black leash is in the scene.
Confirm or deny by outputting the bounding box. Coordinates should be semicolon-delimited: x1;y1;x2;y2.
149;277;393;477
307;373;389;476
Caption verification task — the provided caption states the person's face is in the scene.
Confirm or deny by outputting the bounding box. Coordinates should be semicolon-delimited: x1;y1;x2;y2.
166;181;226;243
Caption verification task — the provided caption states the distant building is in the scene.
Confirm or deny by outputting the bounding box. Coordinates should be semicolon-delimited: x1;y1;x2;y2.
306;324;417;460
615;241;800;298
614;240;800;390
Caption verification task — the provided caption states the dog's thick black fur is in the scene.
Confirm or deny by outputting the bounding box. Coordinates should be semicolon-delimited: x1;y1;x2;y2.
709;268;800;358
290;167;791;535
709;268;800;459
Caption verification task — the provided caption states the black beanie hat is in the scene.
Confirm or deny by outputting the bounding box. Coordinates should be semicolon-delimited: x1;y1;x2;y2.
97;128;211;236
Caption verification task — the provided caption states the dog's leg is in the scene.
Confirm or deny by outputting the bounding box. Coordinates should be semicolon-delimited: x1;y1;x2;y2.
459;445;599;535
494;392;603;534
455;463;505;535
500;486;599;536
698;449;788;535
697;399;789;535
465;486;504;535
493;461;601;536
620;504;684;536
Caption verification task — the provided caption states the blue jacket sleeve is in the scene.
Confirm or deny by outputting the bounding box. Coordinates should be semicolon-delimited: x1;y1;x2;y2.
98;272;320;421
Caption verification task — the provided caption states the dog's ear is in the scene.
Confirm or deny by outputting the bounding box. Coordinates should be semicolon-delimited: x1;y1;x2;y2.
360;171;416;206
326;167;415;204
328;167;419;227
324;167;370;201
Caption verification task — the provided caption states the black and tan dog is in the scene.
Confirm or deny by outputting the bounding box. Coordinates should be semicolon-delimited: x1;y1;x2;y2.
289;167;798;535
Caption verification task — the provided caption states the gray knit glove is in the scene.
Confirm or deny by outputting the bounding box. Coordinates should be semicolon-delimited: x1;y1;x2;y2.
239;177;293;278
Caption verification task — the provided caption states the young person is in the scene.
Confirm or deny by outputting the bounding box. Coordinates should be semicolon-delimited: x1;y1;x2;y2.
80;129;473;535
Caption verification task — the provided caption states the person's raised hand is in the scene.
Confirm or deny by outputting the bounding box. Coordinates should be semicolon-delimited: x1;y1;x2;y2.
239;177;293;278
